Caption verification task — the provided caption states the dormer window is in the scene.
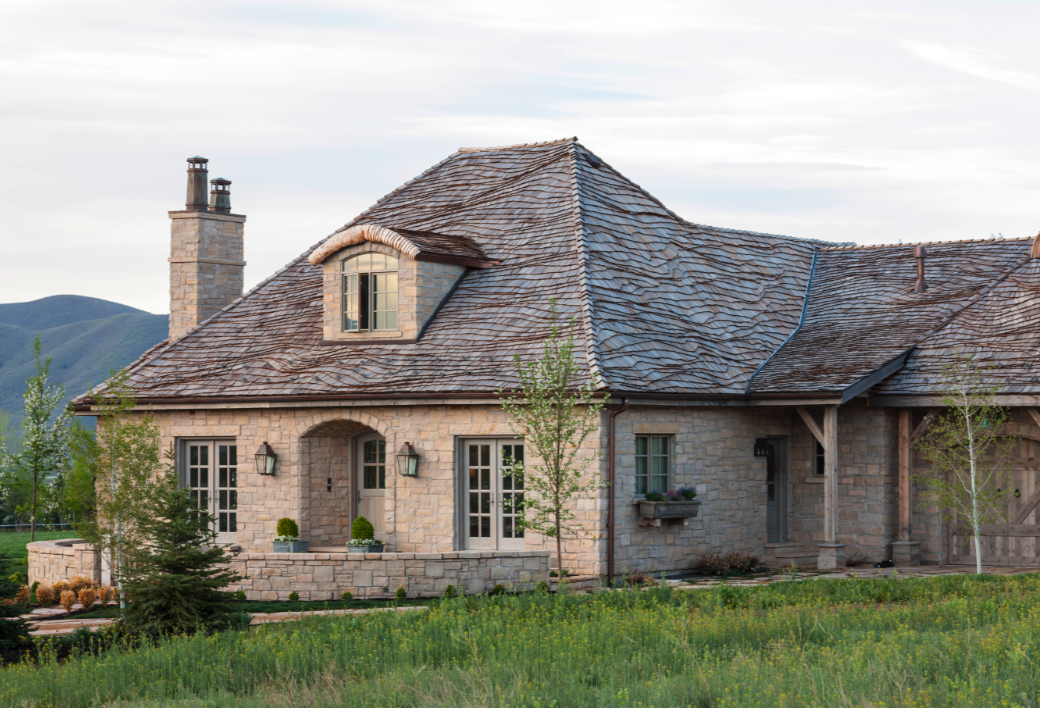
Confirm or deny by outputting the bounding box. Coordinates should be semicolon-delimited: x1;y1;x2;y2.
343;253;398;331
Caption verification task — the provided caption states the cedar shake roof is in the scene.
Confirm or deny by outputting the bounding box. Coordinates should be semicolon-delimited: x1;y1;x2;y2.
76;138;832;404
747;238;1034;398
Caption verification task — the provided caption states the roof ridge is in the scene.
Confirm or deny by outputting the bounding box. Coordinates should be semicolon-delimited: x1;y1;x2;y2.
457;137;578;153
567;142;608;390
572;142;689;227
689;221;849;248
822;236;1032;251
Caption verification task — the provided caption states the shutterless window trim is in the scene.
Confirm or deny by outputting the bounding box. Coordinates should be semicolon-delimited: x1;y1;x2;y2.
342;252;399;332
635;435;670;495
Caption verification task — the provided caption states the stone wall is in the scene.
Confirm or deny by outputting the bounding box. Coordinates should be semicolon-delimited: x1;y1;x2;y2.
27;539;101;586
229;550;551;600
169;210;245;341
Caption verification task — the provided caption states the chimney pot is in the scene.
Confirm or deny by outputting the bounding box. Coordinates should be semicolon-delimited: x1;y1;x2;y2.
210;177;232;214
185;156;209;212
913;245;928;293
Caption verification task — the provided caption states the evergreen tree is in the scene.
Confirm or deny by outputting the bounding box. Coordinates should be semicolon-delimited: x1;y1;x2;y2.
0;553;30;650
121;472;242;636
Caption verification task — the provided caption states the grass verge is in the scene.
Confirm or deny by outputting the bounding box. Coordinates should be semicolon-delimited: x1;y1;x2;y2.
5;573;1040;707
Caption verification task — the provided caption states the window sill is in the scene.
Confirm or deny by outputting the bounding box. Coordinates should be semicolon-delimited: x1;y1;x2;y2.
802;477;825;484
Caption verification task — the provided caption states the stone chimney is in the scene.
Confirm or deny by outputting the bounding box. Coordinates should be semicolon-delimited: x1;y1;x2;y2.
168;157;246;342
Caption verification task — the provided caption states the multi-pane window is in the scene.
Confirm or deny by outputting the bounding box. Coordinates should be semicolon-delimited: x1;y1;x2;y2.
343;253;398;331
183;440;238;540
635;436;669;494
813;441;825;476
362;439;387;490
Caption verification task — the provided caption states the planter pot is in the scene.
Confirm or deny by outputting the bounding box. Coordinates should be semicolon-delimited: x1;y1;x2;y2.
637;500;701;520
272;541;309;553
347;544;384;554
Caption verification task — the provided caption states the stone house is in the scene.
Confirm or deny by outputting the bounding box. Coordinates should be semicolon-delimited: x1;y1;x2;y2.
42;138;1040;599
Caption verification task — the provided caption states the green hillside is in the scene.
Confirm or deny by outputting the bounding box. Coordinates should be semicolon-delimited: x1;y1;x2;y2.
0;295;168;431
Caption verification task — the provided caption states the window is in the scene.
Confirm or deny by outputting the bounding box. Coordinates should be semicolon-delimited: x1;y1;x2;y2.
362;439;387;490
635;436;669;494
182;440;238;540
343;252;398;331
813;440;825;476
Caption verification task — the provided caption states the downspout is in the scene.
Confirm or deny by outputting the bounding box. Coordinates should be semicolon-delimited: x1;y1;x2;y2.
607;397;630;583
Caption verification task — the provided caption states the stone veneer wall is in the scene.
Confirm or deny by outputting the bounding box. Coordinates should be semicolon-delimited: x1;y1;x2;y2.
169;210;245;341
229;550;551;601
28;539;101;586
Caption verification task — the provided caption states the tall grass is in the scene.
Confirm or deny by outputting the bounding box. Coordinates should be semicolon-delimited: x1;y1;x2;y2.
5;573;1040;707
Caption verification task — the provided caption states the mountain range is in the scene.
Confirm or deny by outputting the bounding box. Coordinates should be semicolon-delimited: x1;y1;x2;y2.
0;295;168;432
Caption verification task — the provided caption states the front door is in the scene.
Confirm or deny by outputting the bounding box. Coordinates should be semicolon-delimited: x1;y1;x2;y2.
355;434;387;539
763;438;788;543
182;439;238;544
462;439;525;551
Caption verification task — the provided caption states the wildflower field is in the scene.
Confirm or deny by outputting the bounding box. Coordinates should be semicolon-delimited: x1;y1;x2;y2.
6;573;1040;707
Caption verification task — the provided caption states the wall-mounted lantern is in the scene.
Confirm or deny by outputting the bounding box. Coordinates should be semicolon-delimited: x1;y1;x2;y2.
254;441;277;476
396;441;420;477
753;438;771;457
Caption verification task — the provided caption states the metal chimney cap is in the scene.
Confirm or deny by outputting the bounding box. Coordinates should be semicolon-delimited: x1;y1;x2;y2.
913;245;928;258
187;156;209;163
210;177;231;185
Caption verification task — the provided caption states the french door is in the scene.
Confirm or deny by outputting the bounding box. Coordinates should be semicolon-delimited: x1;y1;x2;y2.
182;439;238;544
463;439;525;550
355;434;387;538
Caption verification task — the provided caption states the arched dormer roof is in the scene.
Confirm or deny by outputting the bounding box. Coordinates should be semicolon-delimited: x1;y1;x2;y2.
309;223;494;269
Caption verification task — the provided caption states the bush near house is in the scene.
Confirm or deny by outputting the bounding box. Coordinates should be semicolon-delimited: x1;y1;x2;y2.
6;573;1040;706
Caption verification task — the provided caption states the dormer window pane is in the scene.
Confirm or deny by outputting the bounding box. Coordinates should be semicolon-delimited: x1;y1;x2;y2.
341;252;399;332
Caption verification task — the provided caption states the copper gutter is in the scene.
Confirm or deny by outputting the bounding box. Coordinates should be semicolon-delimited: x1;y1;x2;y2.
606;397;629;583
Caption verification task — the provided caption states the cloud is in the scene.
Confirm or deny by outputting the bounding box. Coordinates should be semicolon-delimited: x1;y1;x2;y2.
902;40;1040;95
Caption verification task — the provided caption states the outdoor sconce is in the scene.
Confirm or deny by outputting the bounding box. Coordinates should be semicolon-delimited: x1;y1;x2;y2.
254;441;277;476
396;441;420;477
753;438;771;457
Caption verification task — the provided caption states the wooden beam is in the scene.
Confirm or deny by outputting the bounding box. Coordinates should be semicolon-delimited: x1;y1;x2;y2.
909;408;942;447
823;405;839;544
898;409;912;542
1027;408;1040;430
795;407;825;445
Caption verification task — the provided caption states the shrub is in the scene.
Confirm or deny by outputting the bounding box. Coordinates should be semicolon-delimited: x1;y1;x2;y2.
443;584;456;599
275;518;299;540
234;590;247;602
351;515;375;542
36;585;54;605
695;552;760;576
7;572;23;585
623;572;658;588
29;581;39;604
289;591;299;602
52;580;69;596
69;575;92;594
490;584;506;596
60;590;76;613
15;586;29;604
78;587;97;608
121;474;242;636
98;586;114;605
395;586;407;601
341;591;352;601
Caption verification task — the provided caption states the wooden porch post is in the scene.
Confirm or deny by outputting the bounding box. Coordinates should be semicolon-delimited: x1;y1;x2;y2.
891;409;921;566
818;405;846;569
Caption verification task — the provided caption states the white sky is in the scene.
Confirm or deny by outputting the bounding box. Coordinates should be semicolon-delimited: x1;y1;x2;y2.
2;0;1039;314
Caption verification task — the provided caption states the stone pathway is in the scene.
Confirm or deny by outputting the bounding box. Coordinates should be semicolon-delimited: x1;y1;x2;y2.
24;604;428;637
674;564;1039;588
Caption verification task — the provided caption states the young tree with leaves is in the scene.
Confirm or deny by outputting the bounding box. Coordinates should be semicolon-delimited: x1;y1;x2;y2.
121;472;243;636
915;352;1017;575
499;300;607;579
0;336;74;543
75;370;165;608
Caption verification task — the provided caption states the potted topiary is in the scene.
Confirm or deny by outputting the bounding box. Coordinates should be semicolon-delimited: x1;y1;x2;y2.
347;515;383;554
272;518;309;553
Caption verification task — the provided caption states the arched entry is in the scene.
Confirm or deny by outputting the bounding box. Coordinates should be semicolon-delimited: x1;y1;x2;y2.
298;419;387;547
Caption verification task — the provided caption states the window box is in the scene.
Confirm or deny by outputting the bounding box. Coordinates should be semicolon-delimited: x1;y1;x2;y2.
347;543;384;554
272;541;310;553
636;500;701;527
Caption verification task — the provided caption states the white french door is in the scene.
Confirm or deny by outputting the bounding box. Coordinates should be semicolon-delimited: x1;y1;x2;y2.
182;439;238;544
463;439;525;551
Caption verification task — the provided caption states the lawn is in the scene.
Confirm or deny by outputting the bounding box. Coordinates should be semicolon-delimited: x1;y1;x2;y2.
0;531;76;577
4;573;1040;707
